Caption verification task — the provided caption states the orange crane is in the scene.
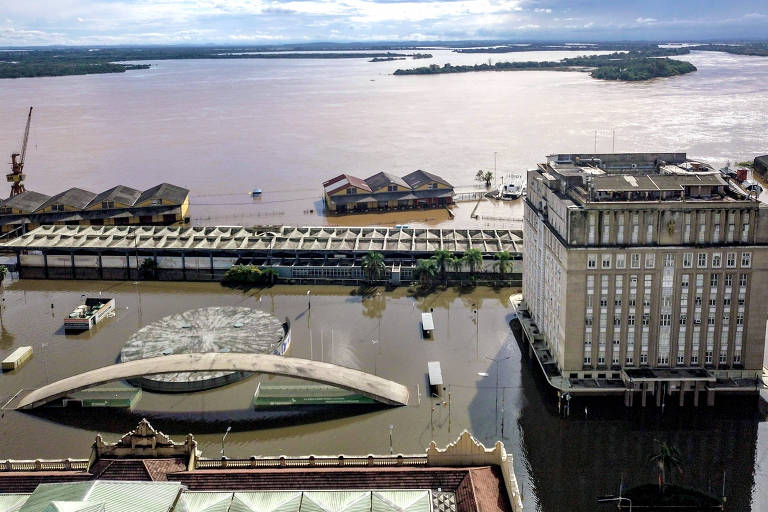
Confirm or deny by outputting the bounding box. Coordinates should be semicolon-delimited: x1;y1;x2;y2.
7;106;33;198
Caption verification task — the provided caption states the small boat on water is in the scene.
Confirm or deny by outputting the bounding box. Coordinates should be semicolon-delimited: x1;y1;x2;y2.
252;188;262;197
64;297;116;331
499;174;526;200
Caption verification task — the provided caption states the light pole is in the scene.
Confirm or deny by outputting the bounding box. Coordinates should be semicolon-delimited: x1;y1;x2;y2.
306;290;311;310
486;355;511;433
220;426;231;458
371;337;378;375
388;424;394;454
597;496;631;511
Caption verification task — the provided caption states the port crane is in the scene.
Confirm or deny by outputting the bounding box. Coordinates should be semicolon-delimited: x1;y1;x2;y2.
7;106;33;198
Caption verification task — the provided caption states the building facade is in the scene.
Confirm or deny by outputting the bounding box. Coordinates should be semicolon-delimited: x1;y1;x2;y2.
0;183;190;235
323;170;454;213
521;153;768;400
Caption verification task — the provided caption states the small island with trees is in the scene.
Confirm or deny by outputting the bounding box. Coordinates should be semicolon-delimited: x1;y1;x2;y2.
394;50;698;82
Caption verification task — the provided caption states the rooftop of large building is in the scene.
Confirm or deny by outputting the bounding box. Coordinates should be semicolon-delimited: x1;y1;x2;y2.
0;420;523;512
323;171;453;197
535;152;760;206
1;184;190;215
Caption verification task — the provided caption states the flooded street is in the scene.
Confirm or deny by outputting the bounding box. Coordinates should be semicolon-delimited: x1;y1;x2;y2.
0;279;766;511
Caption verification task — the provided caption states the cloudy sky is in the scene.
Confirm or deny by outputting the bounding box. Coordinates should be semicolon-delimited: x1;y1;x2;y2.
1;0;767;46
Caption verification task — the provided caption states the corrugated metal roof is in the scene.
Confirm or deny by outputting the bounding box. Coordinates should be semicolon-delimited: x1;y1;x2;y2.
39;189;97;211
364;172;409;191
42;501;104;512
19;481;183;512
87;186;142;208
0;494;29;512
301;491;369;512
402;170;452;189
372;491;431;512
137;184;190;205
1;191;51;213
176;492;233;512
230;492;301;512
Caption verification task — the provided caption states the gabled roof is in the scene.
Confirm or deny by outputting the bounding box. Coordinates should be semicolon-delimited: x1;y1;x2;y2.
402;170;452;189
39;188;97;211
364;172;410;191
322;174;371;195
137;184;189;205
1;191;51;213
87;186;142;208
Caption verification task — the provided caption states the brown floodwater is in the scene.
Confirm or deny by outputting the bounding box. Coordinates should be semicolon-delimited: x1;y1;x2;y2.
0;279;766;511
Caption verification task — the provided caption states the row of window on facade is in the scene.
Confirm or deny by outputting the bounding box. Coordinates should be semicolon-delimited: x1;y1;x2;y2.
586;210;752;245
587;251;752;270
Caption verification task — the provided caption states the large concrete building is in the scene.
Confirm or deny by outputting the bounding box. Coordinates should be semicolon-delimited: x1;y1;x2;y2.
519;153;768;405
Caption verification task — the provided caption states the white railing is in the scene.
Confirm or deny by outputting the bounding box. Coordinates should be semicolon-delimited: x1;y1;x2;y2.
195;454;427;470
0;459;89;471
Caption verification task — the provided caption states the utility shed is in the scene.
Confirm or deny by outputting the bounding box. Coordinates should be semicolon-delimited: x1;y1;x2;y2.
2;346;32;371
421;313;434;338
427;361;443;397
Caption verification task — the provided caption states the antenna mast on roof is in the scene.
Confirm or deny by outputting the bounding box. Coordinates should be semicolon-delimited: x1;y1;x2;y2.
7;107;33;198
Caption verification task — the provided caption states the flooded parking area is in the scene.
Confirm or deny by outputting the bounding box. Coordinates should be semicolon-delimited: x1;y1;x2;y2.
0;279;766;511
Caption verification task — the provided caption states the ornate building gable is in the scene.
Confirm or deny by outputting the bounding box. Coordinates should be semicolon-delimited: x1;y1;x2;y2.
91;419;198;468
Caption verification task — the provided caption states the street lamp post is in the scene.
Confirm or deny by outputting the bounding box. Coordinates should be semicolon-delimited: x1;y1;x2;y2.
306;290;311;310
220;426;232;458
388;424;394;454
486;355;512;433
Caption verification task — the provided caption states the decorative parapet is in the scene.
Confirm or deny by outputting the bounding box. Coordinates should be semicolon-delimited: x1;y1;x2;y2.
195;455;428;469
91;418;199;470
427;431;523;512
0;459;89;472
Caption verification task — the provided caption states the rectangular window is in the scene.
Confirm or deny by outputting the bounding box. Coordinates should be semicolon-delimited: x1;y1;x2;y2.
628;314;635;326
631;253;640;269
712;253;721;268
660;314;671;326
602;212;611;244
723;297;731;307
681;274;689;288
616;254;626;269
739;274;747;287
584;356;591;365
680;314;687;325
588;213;596;245
707;316;715;326
346;188;356;195
600;298;608;308
725;274;733;287
726;252;736;268
614;298;622;307
602;254;611;269
710;274;718;288
742;223;750;242
614;316;621;327
705;351;713;364
697;253;707;268
741;252;751;268
683;253;692;268
587;254;596;269
585;316;593;326
683;213;691;243
645;253;655;269
642;313;649;326
736;314;744;326
663;253;674;267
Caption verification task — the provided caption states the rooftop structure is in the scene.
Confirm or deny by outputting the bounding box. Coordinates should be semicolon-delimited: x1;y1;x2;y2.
0;183;190;236
521;152;768;406
0;225;522;285
323;171;454;214
0;420;523;512
119;307;289;392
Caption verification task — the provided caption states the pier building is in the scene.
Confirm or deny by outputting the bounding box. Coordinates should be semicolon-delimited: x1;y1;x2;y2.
0;419;523;512
0;225;521;285
323;170;454;213
519;152;768;406
0;183;190;236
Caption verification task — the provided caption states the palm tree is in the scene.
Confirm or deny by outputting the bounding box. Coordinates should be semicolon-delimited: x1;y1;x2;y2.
431;250;452;282
361;251;386;283
463;248;483;275
449;256;463;275
494;251;512;279
414;258;438;286
648;440;684;490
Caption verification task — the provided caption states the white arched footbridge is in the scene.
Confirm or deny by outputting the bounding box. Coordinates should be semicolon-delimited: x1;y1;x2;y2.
16;353;410;409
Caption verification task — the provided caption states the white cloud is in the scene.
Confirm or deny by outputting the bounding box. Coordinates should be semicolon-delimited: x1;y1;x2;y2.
533;8;551;14
635;17;656;24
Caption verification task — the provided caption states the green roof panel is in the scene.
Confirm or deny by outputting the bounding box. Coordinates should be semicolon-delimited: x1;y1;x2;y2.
230;492;301;512
0;495;29;512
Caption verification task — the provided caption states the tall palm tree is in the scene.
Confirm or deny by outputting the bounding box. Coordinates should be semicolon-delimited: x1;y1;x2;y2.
414;258;438;286
431;250;452;282
648;440;684;490
449;256;463;275
361;251;386;283
463;248;483;275
494;251;512;278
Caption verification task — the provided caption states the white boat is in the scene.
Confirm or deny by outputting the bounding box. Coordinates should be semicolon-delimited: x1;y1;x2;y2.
743;180;763;196
64;297;116;331
500;174;526;200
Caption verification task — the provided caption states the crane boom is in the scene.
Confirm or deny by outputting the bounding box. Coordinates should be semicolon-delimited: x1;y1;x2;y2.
7;106;33;197
19;107;33;165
